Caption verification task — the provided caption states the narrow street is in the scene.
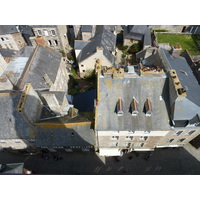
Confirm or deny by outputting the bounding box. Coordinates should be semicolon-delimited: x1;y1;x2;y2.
1;145;200;175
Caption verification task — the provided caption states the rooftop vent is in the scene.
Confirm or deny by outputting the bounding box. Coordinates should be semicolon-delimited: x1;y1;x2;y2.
144;98;152;116
116;97;123;116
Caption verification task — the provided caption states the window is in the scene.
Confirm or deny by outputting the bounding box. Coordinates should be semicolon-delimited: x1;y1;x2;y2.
110;142;118;147
82;70;85;72
128;131;134;134
1;37;4;41
125;136;133;140
71;132;74;137
37;30;42;36
51;30;56;36
54;40;58;46
124;142;131;147
18;41;21;43
47;40;52;46
187;130;195;135
81;64;84;67
167;139;174;143
174;131;183;136
111;136;119;140
135;142;144;147
130;39;134;44
5;37;9;41
179;138;186;142
140;136;148;141
43;29;49;36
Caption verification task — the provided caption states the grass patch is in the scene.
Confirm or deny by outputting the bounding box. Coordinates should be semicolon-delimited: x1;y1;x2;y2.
156;33;200;55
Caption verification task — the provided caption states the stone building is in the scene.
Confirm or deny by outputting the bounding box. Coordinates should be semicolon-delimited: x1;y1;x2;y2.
77;25;117;78
0;82;95;152
0;84;42;151
123;25;152;49
0;25;27;51
0;53;7;75
0;44;69;92
0;43;95;153
29;25;70;53
95;45;200;156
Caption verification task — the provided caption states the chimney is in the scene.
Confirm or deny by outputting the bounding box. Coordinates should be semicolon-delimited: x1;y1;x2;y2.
35;36;47;47
171;45;182;58
116;97;123;116
96;46;103;53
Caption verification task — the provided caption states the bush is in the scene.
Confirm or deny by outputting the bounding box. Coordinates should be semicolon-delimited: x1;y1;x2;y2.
84;69;96;80
122;45;129;52
59;50;66;57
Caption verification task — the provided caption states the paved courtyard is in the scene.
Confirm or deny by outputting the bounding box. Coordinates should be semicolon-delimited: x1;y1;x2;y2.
1;144;200;175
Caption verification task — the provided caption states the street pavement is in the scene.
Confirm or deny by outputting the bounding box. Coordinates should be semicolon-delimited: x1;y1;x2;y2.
0;146;200;175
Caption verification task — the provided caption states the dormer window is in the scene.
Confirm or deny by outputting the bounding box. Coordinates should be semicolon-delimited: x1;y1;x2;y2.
116;97;123;116
131;97;138;116
144;98;152;116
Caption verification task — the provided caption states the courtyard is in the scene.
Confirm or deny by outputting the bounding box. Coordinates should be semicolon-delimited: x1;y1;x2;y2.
156;33;200;55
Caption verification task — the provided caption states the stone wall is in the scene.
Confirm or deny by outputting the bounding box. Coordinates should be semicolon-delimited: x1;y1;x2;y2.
31;26;69;52
50;59;69;92
79;49;112;77
0;33;26;50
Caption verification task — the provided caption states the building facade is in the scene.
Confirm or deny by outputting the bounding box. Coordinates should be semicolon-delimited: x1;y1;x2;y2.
30;25;70;53
95;45;200;156
0;26;27;51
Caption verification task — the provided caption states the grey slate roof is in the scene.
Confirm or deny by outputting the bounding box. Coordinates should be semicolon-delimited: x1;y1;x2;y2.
0;49;19;58
0;46;34;58
18;25;34;46
81;25;92;33
19;25;34;36
35;115;95;147
74;40;90;50
0;25;18;35
160;48;200;108
124;25;148;41
19;45;62;90
2;57;29;81
0;92;31;139
31;25;57;28
19;46;35;57
143;28;152;47
0;163;24;174
79;25;116;64
96;75;171;131
38;91;66;105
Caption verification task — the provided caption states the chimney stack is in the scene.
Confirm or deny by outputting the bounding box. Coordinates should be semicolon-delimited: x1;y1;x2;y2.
96;46;103;53
171;45;182;58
